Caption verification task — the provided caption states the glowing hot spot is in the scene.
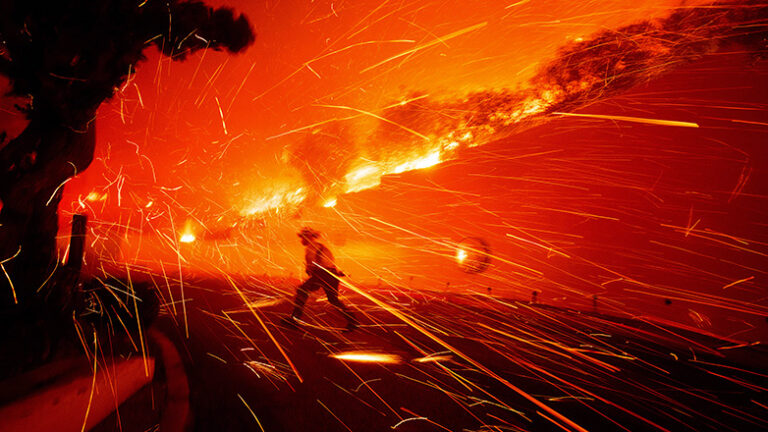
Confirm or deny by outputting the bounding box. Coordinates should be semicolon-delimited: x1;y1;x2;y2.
330;352;403;364
345;165;382;193
85;191;107;202
392;150;441;174
456;249;468;263
179;218;197;243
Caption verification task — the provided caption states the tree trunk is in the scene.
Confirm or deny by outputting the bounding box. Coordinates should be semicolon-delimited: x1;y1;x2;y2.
0;116;96;309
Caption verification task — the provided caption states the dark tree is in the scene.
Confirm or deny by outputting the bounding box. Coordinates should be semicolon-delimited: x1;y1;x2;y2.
0;1;254;313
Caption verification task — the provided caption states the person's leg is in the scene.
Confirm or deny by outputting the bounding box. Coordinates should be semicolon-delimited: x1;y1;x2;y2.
322;276;357;326
291;280;312;319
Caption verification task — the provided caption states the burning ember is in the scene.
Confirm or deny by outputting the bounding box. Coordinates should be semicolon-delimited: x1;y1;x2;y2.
456;248;468;264
179;219;197;243
179;233;196;243
330;352;403;364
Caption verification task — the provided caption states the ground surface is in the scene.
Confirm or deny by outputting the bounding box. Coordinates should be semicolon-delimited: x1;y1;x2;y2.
103;276;768;432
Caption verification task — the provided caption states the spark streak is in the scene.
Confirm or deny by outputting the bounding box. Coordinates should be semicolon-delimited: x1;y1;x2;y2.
332;271;589;432
553;112;700;128
330;351;403;363
360;22;489;73
225;274;303;383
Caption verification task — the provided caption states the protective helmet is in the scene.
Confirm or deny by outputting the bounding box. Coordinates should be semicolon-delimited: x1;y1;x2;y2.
298;227;320;239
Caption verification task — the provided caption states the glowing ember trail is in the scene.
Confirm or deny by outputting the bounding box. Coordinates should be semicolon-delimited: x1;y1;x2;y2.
330;352;403;364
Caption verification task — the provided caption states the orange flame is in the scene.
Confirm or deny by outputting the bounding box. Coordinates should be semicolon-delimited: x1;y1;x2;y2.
179;219;196;243
241;186;307;216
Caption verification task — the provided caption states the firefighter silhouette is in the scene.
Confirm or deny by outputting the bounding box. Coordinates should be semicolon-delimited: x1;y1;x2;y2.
285;227;358;331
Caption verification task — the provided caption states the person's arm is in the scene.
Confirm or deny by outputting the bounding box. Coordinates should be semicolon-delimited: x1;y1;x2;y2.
318;245;343;275
322;246;335;269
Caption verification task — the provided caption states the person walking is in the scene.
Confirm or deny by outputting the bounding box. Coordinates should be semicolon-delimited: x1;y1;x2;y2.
285;227;358;331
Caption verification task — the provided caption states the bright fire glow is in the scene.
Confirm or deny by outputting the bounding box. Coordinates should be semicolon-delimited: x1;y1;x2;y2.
330;352;403;364
456;249;468;263
392;150;441;174
85;191;107;202
344;164;382;193
238;147;445;216
323;198;337;208
179;219;196;243
241;186;307;216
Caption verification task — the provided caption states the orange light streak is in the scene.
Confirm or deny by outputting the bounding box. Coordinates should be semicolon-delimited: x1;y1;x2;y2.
330;351;403;364
315;104;430;141
79;331;98;432
723;276;754;289
360;21;488;73
238;393;266;432
317;398;354;432
553;112;700;128
0;246;21;305
332;271;589;432
413;354;454;363
225;274;303;383
127;266;151;377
